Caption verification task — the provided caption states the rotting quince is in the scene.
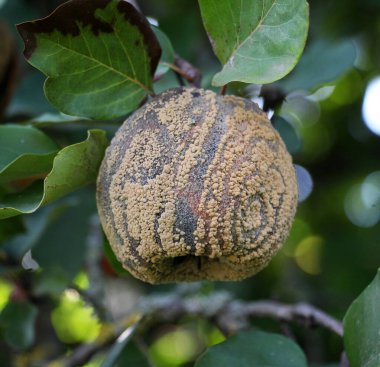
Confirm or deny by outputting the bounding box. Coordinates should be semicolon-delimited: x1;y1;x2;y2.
96;87;298;284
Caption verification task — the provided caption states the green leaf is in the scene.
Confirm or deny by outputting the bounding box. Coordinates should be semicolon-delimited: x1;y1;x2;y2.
195;330;307;367
51;288;100;343
152;26;175;78
0;129;108;219
0;300;38;351
0;124;58;172
114;341;151;367
103;238;129;276
7;70;56;117
32;190;97;287
3;202;73;259
343;269;380;367
17;0;161;120
101;323;141;367
279;39;356;92
199;0;309;86
28;113;91;128
272;116;301;155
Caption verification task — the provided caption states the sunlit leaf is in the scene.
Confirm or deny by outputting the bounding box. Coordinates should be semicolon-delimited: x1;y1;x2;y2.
0;129;108;219
343;269;380;367
0;300;38;351
51;289;100;344
195;330;307;367
199;0;309;86
17;0;161;119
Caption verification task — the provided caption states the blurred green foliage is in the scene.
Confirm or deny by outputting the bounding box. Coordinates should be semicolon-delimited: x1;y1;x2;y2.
0;0;379;366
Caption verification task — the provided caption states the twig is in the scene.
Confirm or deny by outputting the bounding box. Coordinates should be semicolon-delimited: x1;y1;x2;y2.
47;290;344;367
139;292;344;337
218;300;344;336
220;85;228;95
174;70;186;87
160;55;202;87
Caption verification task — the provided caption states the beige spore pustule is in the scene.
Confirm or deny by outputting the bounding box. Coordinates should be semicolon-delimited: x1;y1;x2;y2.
96;87;298;284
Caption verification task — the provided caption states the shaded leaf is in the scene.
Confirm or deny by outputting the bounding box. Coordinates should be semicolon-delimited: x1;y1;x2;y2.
32;190;97;287
279;39;356;92
28;113;91;128
199;0;309;86
114;340;151;367
0;129;108;219
1;204;60;258
17;0;161;119
0;22;18;116
272;116;301;155
0;300;38;350
343;269;380;367
0;216;24;243
102;238;129;276
0;124;58;172
195;330;307;367
101;322;141;367
6;69;56;117
152;26;175;78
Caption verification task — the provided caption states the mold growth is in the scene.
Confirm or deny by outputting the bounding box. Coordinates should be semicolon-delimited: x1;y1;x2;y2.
96;87;298;284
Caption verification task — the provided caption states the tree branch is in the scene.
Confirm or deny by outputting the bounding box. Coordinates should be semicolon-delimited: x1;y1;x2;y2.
158;55;202;88
218;300;344;337
139;290;343;337
47;289;344;367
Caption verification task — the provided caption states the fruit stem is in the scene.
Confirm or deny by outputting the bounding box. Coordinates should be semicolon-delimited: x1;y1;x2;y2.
220;84;228;95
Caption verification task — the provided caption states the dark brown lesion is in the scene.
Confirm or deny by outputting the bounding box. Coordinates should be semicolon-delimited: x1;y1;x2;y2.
116;1;161;74
17;0;113;60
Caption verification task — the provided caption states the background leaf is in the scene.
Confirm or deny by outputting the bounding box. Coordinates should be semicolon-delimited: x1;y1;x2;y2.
194;330;308;367
0;300;38;351
199;0;309;86
279;39;356;92
101;323;142;367
0;129;108;219
0;124;58;171
152;26;175;78
343;269;380;367
17;0;161;119
0;21;17;116
32;190;97;289
113;340;151;367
